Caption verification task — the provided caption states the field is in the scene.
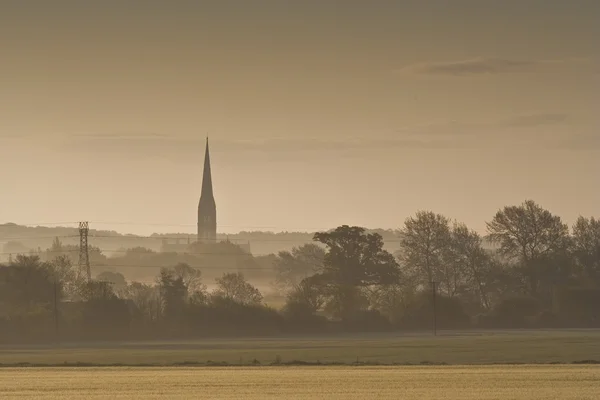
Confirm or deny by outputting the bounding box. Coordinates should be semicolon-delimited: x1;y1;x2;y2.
1;330;599;398
1;330;599;366
0;365;598;399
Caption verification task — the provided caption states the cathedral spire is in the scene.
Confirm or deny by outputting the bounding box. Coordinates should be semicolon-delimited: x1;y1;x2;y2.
201;137;213;198
198;137;216;242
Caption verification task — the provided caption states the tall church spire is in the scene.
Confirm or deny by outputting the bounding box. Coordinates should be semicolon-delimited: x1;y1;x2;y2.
198;137;216;242
201;137;213;198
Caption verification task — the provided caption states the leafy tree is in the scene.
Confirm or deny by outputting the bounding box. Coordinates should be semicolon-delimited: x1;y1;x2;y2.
125;247;155;255
172;263;206;297
399;211;451;287
486;200;571;297
96;271;127;293
312;225;399;318
572;216;600;284
0;255;56;317
79;280;117;301
50;237;63;254
43;241;108;268
314;225;399;286
367;281;418;324
273;244;325;291
122;282;160;322
49;255;83;301
213;272;263;306
157;268;188;320
285;277;326;313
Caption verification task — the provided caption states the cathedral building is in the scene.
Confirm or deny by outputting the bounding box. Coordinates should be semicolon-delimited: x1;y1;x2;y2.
162;138;250;253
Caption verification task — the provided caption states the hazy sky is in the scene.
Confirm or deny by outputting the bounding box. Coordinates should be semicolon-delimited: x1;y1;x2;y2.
1;1;599;235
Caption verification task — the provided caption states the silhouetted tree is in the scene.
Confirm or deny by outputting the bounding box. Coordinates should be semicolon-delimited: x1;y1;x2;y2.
0;255;56;315
285;277;326;313
157;268;188;323
446;223;494;309
486;200;571;298
49;255;83;301
399;211;451;288
213;272;263;306
79;280;117;301
122;281;160;322
572;216;600;284
172;263;206;298
96;271;127;293
273;243;325;292
312;225;399;318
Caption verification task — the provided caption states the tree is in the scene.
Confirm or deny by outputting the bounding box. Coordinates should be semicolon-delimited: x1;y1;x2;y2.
213;272;263;306
572;216;600;284
157;268;188;321
122;282;160;322
273;244;325;292
43;242;108;268
79;280;117;302
49;255;83;301
486;200;571;298
0;256;61;341
367;281;417;324
0;255;56;316
96;271;127;293
50;237;63;254
446;223;494;308
285;277;326;313
172;263;206;297
312;225;400;318
399;211;451;287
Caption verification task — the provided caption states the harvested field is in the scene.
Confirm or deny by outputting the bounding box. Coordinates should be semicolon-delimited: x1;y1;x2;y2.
0;365;598;399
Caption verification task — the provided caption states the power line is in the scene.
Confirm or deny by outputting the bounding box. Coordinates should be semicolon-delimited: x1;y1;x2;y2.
0;249;271;257
4;221;80;227
88;264;276;271
0;235;79;241
2;258;280;271
0;234;404;243
3;220;398;233
89;234;402;243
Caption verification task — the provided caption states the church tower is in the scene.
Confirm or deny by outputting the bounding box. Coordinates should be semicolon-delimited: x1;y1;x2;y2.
198;138;217;242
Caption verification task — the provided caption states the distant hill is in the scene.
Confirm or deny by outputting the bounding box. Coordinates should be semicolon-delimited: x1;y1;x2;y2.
0;223;403;261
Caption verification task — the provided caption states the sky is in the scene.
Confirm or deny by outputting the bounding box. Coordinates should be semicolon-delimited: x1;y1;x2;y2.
1;1;599;235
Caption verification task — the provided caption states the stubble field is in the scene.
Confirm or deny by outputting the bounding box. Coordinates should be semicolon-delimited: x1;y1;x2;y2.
1;330;599;399
0;365;599;399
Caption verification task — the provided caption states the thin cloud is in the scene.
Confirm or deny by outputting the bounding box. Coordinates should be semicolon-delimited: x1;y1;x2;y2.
62;134;462;158
501;113;569;128
57;112;590;161
71;132;169;139
221;138;458;152
398;113;571;137
398;57;568;76
557;133;600;150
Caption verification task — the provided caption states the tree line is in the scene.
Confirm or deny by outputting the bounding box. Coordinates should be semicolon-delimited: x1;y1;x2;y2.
0;199;598;343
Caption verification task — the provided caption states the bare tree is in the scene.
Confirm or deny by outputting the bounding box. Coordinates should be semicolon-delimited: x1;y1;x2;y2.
399;211;451;291
572;216;600;284
447;223;493;309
